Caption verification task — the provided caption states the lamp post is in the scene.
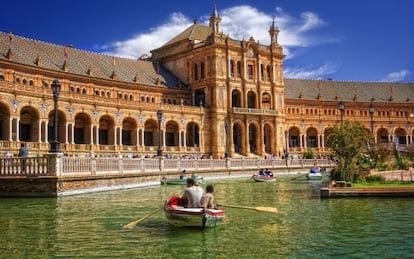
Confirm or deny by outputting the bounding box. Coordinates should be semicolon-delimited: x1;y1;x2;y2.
49;79;61;153
157;109;163;156
339;100;345;125
224;123;229;158
369;101;375;134
284;130;289;159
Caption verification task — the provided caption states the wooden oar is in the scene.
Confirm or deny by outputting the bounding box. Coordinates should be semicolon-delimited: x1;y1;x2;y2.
123;208;161;229
291;173;307;181
220;204;278;213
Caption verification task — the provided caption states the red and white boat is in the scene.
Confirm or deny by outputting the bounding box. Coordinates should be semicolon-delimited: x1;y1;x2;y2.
252;175;277;182
163;196;225;228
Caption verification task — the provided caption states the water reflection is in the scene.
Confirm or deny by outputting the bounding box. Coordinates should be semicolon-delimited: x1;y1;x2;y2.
0;178;413;258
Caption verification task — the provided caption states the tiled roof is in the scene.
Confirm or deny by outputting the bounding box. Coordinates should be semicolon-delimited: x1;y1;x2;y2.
285;78;414;103
0;32;182;88
163;22;212;47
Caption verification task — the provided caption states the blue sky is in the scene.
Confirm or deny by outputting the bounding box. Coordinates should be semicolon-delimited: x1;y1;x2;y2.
2;0;413;82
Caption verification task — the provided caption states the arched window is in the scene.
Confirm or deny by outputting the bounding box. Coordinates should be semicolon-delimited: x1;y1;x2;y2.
236;61;241;78
200;62;205;79
193;63;199;81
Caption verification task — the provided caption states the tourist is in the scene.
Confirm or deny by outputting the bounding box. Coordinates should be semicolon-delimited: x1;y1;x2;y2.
181;178;204;208
180;169;186;179
18;143;29;173
258;168;265;176
265;169;273;177
201;184;217;209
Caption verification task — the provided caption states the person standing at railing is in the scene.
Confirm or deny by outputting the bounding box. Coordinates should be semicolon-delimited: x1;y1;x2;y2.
18;143;29;173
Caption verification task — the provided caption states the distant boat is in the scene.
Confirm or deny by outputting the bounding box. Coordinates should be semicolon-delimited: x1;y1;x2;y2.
163;196;225;228
252;175;277;182
160;176;204;185
306;167;325;181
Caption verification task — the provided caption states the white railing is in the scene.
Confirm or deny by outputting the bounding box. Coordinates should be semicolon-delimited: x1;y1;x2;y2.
0;156;335;177
0;157;48;176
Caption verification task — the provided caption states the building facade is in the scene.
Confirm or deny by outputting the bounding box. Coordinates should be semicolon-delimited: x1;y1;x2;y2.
0;7;413;158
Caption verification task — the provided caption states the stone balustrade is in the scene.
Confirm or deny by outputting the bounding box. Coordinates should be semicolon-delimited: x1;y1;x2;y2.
0;155;335;177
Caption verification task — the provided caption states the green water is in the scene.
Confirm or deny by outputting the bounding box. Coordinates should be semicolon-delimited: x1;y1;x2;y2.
1;178;414;258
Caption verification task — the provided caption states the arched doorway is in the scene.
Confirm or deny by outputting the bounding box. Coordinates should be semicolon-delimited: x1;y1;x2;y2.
377;128;389;143
288;127;300;148
232;89;242;108
19;106;40;142
233;122;243;155
395;128;407;145
122;117;137;146
247;91;256;108
186;122;199;147
0;102;10;140
306;127;318;148
48;109;66;144
248;123;258;154
144;119;158;147
165;120;179;146
263;123;273;154
74;113;92;144
98;115;115;145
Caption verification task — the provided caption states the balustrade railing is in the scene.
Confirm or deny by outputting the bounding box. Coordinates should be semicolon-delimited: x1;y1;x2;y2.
0;156;48;176
0;155;335;177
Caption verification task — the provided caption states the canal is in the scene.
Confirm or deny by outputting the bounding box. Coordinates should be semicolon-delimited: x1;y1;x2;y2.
1;177;413;258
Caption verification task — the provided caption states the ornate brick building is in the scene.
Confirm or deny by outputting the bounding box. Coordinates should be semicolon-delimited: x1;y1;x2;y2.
0;7;413;158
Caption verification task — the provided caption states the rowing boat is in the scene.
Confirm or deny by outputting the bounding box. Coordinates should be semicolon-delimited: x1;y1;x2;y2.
163;196;225;228
160;176;204;185
252;175;277;182
306;167;325;181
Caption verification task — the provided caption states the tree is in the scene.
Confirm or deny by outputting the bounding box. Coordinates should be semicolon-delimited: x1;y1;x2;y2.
327;122;372;182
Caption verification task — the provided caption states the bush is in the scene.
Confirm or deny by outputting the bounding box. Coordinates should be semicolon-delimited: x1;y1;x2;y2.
375;161;390;171
365;174;386;183
396;155;410;170
303;149;315;159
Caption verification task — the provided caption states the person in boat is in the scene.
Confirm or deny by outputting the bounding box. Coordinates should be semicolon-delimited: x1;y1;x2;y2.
180;169;186;179
265;169;274;177
310;167;321;174
181;178;204;208
258;168;265;176
201;184;217;209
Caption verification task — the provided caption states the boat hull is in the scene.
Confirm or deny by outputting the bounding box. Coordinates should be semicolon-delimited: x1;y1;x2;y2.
306;173;323;180
163;199;225;228
252;175;276;182
160;176;204;185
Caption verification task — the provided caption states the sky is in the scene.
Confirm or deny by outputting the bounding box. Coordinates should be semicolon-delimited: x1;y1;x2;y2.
1;0;413;82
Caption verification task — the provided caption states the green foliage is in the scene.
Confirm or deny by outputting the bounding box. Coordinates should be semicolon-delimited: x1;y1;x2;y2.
404;143;414;161
357;153;374;170
365;174;386;183
396;154;410;170
375;161;391;171
367;144;392;166
303;148;315;159
327;121;371;182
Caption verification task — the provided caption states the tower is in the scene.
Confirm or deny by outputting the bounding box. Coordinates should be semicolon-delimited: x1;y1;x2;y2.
209;4;221;34
269;17;280;45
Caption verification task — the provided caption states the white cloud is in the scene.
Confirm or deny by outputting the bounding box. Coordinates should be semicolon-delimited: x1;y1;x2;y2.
284;63;337;79
382;70;411;82
101;12;192;58
102;5;330;60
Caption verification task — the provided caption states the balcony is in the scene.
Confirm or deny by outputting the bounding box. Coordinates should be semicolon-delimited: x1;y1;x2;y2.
232;107;278;116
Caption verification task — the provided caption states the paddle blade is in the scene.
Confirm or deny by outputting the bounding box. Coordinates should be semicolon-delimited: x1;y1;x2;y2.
255;207;278;213
123;208;161;229
123;221;139;229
